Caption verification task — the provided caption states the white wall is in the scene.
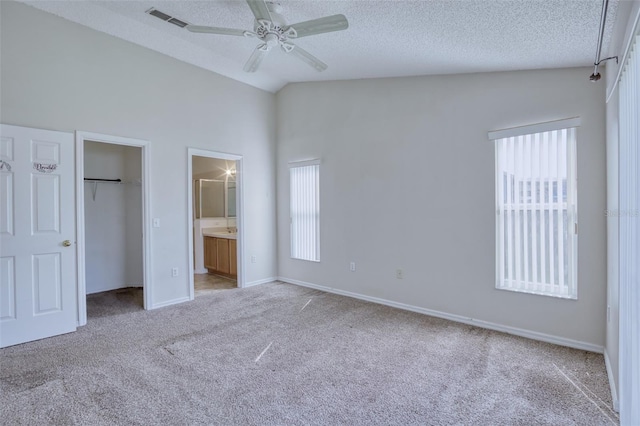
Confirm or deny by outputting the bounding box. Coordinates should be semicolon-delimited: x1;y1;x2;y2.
604;0;640;414
0;1;278;305
84;142;142;294
277;67;607;348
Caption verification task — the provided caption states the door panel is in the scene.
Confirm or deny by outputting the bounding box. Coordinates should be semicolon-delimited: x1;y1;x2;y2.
32;174;60;233
204;236;216;270
216;238;230;274
0;136;14;160
0;256;16;320
32;253;62;314
0;172;14;235
32;139;60;164
0;124;76;348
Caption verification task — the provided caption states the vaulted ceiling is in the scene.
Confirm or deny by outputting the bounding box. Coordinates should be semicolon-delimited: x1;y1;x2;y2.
22;0;619;92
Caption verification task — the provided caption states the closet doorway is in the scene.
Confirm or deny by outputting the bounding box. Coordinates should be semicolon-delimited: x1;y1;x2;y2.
75;132;151;326
187;148;244;299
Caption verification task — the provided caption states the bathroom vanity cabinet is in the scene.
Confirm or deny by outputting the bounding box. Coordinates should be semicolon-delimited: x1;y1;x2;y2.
204;236;237;278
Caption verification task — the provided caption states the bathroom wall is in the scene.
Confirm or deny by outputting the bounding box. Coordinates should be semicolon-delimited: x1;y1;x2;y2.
84;141;143;293
192;156;235;181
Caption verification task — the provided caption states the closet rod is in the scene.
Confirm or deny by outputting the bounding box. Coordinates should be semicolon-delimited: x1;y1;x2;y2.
84;178;122;183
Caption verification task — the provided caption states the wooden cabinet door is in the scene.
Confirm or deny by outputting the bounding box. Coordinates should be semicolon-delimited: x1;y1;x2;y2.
216;238;230;274
229;239;237;276
204;237;217;270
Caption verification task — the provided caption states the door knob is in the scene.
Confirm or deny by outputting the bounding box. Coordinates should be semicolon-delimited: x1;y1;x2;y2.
62;240;72;247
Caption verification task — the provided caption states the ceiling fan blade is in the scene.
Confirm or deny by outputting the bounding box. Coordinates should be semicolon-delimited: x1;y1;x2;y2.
243;44;270;72
288;14;348;38
284;43;328;72
186;25;249;37
246;0;272;22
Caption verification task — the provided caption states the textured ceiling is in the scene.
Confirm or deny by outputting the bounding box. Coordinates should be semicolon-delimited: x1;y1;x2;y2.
22;0;619;92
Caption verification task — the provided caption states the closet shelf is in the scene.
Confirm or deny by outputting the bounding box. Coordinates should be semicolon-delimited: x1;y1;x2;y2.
84;178;141;200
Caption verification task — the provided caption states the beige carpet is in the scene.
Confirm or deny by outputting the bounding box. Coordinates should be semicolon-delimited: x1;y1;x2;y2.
1;282;618;425
86;287;144;318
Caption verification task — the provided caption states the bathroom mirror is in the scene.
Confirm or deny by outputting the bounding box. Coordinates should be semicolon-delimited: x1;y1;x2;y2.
194;179;224;219
194;177;236;219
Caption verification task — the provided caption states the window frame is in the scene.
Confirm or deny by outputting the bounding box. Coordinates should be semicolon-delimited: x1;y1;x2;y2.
490;118;579;299
289;159;321;262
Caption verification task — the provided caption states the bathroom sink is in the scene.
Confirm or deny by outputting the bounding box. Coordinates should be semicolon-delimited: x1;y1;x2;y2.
202;228;237;239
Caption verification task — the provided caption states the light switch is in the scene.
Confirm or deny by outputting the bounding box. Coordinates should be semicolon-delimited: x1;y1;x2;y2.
153;218;160;228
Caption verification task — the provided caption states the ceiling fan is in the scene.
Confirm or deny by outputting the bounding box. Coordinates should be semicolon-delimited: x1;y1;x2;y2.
185;0;349;72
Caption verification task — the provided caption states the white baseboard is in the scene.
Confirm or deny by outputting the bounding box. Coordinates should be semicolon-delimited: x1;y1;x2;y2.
150;296;190;310
278;276;604;354
244;277;277;288
604;350;620;412
194;268;208;274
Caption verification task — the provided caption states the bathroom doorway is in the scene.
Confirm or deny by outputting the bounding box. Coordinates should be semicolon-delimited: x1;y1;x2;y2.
187;149;244;299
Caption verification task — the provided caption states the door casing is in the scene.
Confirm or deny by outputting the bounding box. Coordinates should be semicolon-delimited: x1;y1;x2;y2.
75;131;151;326
187;148;245;299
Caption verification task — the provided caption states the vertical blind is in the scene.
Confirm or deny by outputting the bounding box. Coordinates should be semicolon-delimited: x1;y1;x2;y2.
290;160;320;262
493;125;578;299
618;32;640;423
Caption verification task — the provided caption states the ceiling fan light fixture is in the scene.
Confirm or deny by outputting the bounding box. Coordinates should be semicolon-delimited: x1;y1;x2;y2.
264;34;279;48
183;0;348;73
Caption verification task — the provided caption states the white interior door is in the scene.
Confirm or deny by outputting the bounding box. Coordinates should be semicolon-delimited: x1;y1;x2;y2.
0;124;77;348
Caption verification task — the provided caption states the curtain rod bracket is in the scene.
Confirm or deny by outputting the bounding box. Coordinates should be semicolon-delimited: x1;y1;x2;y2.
589;56;618;82
595;56;618;66
589;0;611;82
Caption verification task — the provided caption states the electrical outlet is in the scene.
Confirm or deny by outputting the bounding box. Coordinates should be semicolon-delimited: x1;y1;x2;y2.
153;218;160;228
350;262;356;272
171;267;178;277
251;255;257;264
396;268;404;279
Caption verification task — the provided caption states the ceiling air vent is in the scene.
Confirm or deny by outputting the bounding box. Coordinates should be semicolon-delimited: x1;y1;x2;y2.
145;8;189;28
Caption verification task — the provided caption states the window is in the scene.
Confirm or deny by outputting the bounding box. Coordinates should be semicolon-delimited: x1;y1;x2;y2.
490;118;579;299
290;160;320;262
618;32;640;425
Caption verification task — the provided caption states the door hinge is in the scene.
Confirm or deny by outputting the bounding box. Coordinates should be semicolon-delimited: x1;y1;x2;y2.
575;223;578;234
